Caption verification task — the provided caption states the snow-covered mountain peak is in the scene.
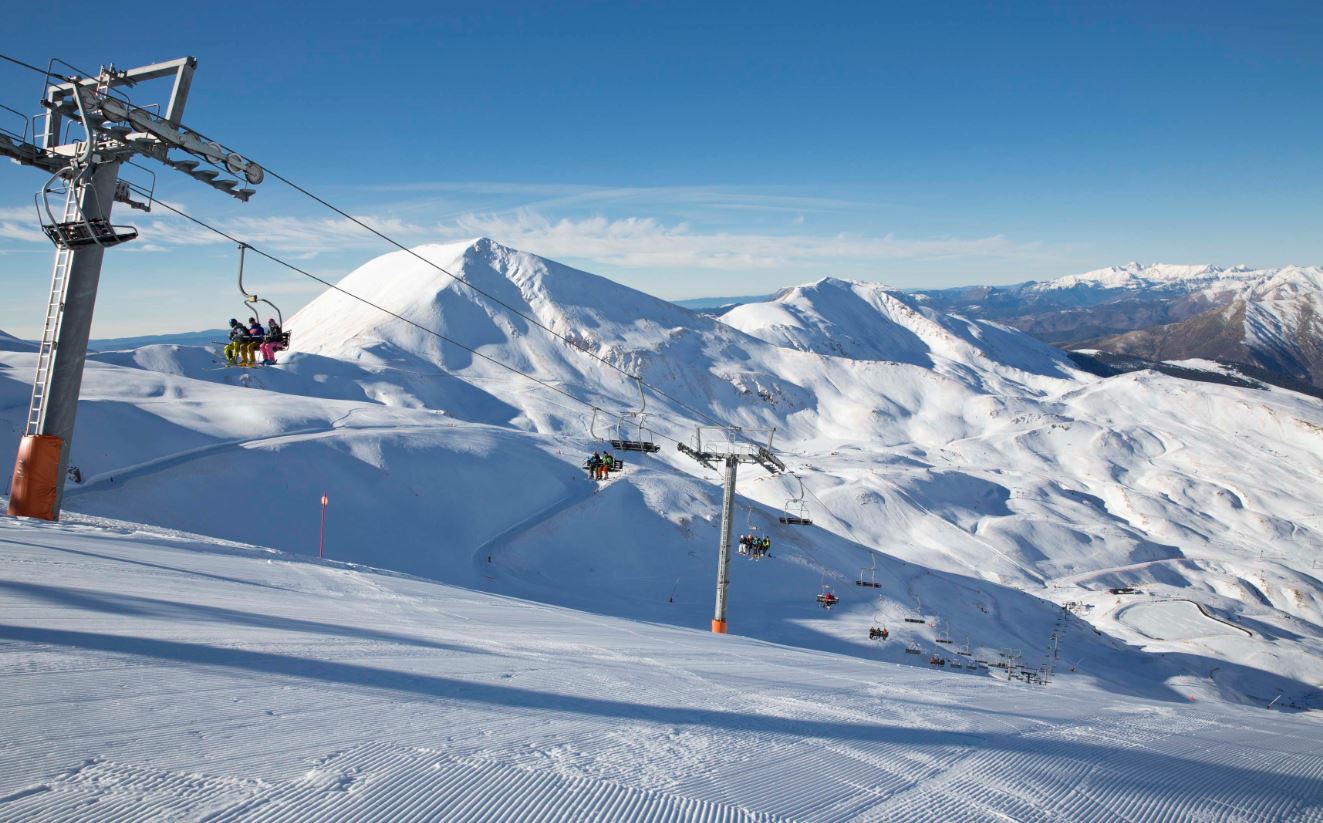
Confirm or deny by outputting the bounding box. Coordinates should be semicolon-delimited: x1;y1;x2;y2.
1043;262;1233;291
287;236;696;369
721;274;1074;378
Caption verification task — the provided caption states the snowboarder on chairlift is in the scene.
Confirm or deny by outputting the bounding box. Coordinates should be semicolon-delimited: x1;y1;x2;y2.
587;452;602;480
601;453;615;478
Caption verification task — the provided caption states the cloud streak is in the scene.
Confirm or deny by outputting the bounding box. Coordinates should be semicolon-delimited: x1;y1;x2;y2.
0;199;1053;271
449;210;1048;270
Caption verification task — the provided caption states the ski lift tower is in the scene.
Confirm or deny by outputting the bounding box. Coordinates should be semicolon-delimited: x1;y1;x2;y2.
0;57;263;520
678;426;784;634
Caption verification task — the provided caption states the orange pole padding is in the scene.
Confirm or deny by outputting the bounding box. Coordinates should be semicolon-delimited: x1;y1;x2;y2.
711;619;728;634
7;435;62;521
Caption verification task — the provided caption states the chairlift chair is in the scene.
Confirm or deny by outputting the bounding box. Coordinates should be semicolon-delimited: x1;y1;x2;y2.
815;584;839;609
855;553;881;588
778;474;813;525
610;377;661;453
236;244;289;345
903;595;926;623
36;172;137;249
928;652;946;667
904;640;922;655
587;409;625;472
935;630;953;645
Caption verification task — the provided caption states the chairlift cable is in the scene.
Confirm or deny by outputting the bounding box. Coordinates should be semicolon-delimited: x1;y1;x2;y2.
254;165;729;431
0;45;766;449
139;195;687;447
0;52;65;80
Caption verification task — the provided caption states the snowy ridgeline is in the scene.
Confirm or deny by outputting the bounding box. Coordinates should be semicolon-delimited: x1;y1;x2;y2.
1;518;1321;821
0;238;1321;721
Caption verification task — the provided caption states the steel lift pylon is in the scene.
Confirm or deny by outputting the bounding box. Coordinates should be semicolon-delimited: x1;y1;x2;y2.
1;57;263;519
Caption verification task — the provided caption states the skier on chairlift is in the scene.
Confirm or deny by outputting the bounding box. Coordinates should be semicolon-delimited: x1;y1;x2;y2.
260;317;284;365
224;319;245;366
586;452;602;480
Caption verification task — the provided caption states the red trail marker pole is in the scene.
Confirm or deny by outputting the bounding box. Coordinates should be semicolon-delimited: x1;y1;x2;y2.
319;493;329;559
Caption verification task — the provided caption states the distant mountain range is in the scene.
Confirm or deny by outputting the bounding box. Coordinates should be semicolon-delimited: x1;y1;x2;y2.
914;263;1323;390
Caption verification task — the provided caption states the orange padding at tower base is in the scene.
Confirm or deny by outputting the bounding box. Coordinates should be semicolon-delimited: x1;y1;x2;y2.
8;434;62;521
711;619;728;634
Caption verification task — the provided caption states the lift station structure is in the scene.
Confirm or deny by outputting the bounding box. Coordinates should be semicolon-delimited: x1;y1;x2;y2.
0;57;262;520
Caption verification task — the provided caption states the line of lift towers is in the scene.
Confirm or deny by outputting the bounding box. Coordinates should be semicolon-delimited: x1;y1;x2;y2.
2;56;813;637
0;57;262;520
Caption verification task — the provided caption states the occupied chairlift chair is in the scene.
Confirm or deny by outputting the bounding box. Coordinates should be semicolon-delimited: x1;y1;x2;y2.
739;506;770;559
236;243;290;345
816;581;839;609
587;408;625;473
778;473;813;525
868;604;889;641
610;377;661;454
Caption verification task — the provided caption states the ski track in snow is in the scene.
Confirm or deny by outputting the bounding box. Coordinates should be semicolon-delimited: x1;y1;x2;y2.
2;520;1323;822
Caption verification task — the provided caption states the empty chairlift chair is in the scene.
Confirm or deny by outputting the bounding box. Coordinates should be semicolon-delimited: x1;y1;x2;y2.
855;553;881;588
36;172;138;249
903;596;927;624
610;377;661;453
778;474;813;525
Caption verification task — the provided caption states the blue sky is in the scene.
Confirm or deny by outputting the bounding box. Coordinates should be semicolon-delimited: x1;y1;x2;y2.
2;0;1321;336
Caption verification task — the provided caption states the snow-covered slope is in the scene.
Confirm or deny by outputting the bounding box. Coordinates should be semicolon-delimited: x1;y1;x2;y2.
3;238;1322;716
0;329;35;352
2;517;1321;821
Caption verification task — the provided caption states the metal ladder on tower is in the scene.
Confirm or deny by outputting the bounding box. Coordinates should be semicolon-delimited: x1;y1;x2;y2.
25;184;79;436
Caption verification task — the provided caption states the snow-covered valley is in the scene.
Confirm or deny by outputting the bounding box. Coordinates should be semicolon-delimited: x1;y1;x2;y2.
2;238;1323;819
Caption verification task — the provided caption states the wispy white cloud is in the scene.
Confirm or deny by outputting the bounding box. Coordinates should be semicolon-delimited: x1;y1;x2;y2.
447;210;1049;269
0;196;1055;271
